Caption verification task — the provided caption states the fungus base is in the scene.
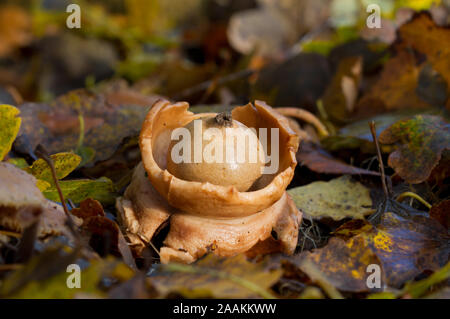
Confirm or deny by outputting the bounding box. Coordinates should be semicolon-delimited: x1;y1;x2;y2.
116;163;302;264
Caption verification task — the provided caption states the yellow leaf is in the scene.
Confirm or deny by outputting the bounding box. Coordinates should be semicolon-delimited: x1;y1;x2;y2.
288;175;373;220
25;152;81;185
0;104;21;161
152;254;281;298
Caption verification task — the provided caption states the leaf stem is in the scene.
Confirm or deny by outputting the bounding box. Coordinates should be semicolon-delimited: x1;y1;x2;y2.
35;145;79;241
77;113;85;151
396;192;432;209
369;121;391;197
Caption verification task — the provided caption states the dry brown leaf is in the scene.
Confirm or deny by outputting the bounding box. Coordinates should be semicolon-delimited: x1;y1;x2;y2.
0;5;32;57
0;162;72;237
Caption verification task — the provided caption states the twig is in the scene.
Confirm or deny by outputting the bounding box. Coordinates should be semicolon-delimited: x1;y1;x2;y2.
34;145;80;242
0;264;23;271
369;121;390;197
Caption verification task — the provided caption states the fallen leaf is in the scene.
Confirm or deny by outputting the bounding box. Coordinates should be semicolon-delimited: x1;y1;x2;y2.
0;104;21;161
357;13;450;112
71;198;136;269
320;110;428;152
397;12;450;96
297;141;380;176
334;212;449;288
294;236;383;293
379;115;450;184
429;200;450;229
368;261;450;299
71;198;105;220
7;157;28;169
151;254;282;298
15;86;158;163
0;245;79;297
0;162;70;238
357;50;430;111
252;53;331;109
287;175;373;221
401;261;450;299
25;152;81;186
42;177;117;205
322;56;363;123
0;5;32;57
0;245;134;298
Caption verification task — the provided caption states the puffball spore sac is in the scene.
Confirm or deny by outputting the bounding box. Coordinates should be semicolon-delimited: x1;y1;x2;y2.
167;112;266;192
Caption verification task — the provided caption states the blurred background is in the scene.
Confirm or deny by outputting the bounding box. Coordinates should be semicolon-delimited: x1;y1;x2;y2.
0;0;448;107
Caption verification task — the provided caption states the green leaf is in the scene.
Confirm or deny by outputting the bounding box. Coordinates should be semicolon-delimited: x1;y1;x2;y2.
42;177;116;205
0;104;21;161
7;157;28;169
287;175;373;220
367;261;450;299
379;115;450;184
25;152;81;185
402;261;450;298
151;254;282;299
75;146;96;167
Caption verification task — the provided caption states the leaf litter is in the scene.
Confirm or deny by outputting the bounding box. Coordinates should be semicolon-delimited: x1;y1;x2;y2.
0;1;449;299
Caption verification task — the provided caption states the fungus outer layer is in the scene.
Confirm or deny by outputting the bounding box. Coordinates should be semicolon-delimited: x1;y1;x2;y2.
116;100;302;263
139;100;299;218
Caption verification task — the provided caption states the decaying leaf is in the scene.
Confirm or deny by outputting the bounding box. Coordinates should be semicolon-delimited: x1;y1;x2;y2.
294;236;383;293
379;115;450;184
0;162;71;237
320;110;430;152
0;245;134;298
71;198;136;269
334;213;449;288
322;56;362;123
25;152;81;186
429;200;450;229
16;86;158;163
71;198;105;220
0;5;32;57
42;177;117;205
357;13;450;112
291;211;449;292
0;104;21;161
401;261;450;299
150;254;282;298
368;261;450;299
357;50;430;111
297;141;380;176
397;12;450;98
252;53;331;109
287;175;373;221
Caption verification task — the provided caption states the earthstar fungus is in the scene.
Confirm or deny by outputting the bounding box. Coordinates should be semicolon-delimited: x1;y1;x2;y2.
116;100;302;263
